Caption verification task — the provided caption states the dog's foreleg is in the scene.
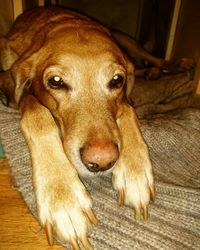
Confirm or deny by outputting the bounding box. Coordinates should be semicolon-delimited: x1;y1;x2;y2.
20;95;96;250
113;103;155;220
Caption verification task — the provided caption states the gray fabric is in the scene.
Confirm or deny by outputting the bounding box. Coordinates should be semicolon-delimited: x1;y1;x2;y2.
131;72;200;119
0;74;200;249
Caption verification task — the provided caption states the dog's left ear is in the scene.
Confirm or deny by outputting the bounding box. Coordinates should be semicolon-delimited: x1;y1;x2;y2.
125;57;135;103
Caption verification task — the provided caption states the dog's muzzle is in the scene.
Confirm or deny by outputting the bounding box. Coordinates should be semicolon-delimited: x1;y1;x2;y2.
80;140;119;172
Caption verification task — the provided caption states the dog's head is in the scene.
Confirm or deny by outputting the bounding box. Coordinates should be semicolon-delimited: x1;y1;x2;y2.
9;19;135;176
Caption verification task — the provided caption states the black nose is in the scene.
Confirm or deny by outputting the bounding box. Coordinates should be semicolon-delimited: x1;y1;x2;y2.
80;139;119;172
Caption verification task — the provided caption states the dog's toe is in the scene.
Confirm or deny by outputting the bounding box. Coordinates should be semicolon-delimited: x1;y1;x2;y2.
145;67;163;80
36;174;96;249
112;154;154;220
44;221;54;246
176;57;196;71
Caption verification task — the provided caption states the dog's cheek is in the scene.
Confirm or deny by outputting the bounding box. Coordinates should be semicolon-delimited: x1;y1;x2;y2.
109;93;125;120
33;81;58;112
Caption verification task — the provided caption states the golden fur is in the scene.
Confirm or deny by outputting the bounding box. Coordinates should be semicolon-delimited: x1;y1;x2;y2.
0;7;154;249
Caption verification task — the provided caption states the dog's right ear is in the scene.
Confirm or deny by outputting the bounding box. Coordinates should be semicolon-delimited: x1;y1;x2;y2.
12;54;37;105
0;34;45;107
0;53;37;108
0;70;17;107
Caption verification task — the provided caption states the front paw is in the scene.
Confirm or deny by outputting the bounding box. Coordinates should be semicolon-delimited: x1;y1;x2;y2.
112;149;155;220
36;174;97;249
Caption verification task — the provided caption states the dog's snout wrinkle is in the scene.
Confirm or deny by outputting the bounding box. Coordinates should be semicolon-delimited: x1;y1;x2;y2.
80;139;119;172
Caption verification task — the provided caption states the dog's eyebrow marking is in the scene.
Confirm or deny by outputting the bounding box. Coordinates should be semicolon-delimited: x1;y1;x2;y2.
102;59;126;72
100;51;126;67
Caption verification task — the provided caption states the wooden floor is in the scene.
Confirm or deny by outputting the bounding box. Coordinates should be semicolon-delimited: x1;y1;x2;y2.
0;157;68;250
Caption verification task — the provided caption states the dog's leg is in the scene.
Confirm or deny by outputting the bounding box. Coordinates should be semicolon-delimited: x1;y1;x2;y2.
112;31;167;68
112;31;195;79
113;103;155;220
112;31;167;80
20;95;97;249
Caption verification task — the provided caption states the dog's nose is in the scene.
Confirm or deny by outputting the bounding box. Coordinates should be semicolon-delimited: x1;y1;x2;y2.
80;140;119;172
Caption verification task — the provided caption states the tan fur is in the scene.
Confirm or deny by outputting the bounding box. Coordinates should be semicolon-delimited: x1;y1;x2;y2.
0;7;154;249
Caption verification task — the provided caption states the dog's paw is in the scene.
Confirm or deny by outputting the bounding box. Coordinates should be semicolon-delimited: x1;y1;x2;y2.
37;173;97;249
112;149;155;220
164;57;195;74
145;67;162;80
175;57;195;72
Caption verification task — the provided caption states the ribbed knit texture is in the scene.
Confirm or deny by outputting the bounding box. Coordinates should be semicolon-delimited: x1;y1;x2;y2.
0;74;200;249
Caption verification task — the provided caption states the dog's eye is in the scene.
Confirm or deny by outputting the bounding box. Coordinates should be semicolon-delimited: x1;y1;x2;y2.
109;74;124;89
48;76;65;89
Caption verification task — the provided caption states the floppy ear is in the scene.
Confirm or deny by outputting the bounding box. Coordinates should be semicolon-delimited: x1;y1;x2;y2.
0;35;45;107
0;54;36;107
12;54;37;105
0;70;16;107
125;57;135;104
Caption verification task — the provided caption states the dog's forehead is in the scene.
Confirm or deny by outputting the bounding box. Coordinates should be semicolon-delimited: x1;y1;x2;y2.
46;27;125;63
56;51;125;70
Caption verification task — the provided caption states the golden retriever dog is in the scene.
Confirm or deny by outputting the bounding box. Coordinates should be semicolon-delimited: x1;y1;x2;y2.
0;7;155;249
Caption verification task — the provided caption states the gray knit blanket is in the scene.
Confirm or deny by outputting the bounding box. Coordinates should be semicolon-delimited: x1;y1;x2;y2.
0;73;200;250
